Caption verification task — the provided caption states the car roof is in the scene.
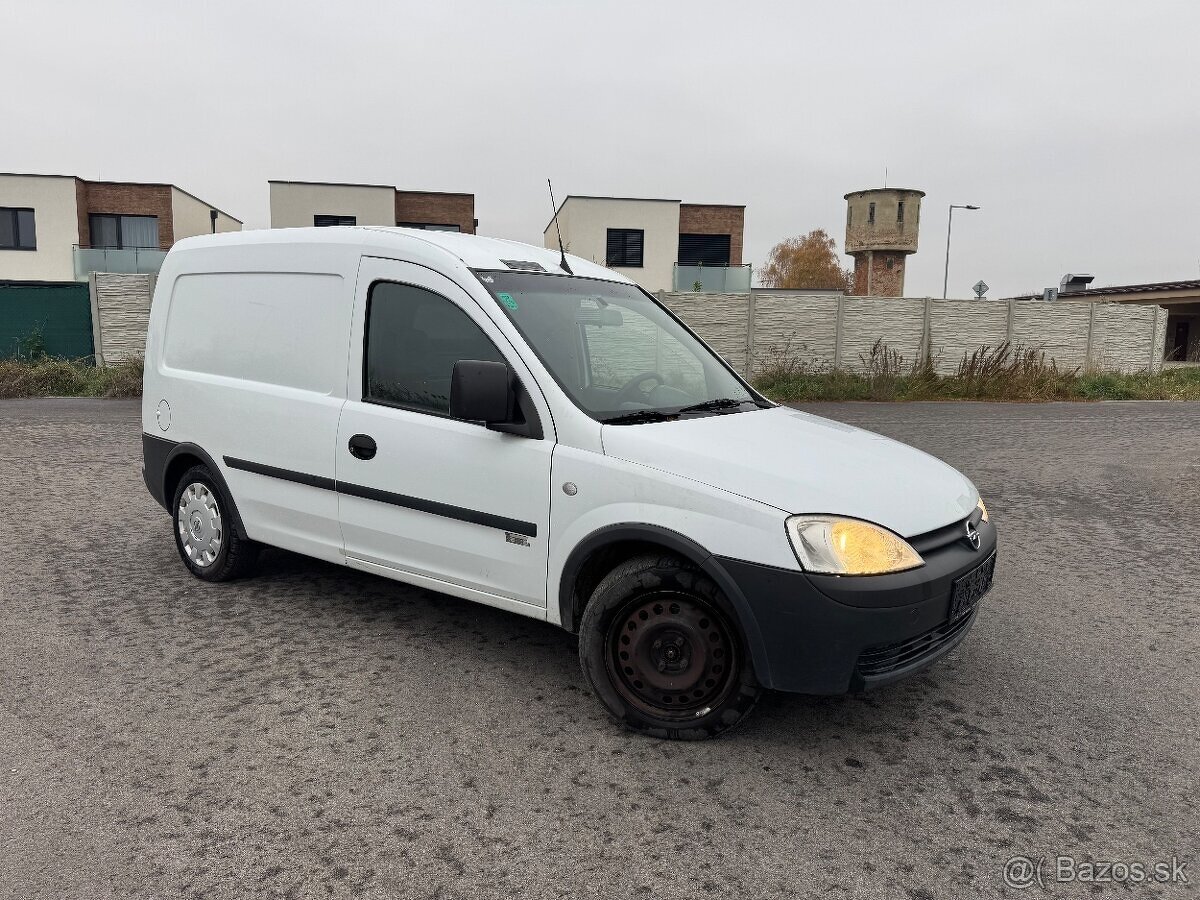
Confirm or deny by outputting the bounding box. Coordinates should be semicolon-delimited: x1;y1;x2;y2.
168;226;630;284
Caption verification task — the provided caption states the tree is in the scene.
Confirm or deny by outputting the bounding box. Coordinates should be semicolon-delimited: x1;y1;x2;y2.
759;229;853;291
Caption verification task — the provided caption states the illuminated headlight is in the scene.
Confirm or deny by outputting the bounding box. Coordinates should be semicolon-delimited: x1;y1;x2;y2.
976;497;989;522
785;515;924;576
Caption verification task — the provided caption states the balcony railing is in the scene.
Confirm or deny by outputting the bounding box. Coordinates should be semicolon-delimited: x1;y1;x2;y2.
73;245;167;280
672;263;752;293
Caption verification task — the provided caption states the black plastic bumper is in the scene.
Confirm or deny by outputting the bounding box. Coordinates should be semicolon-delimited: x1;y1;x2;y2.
712;521;997;694
143;432;175;510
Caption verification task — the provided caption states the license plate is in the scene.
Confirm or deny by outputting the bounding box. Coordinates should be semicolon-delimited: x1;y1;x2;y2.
949;552;995;622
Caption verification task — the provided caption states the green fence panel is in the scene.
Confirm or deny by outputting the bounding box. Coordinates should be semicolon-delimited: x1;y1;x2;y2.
0;281;95;360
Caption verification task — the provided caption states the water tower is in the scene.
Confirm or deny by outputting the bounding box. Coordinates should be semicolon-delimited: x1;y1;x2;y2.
844;188;925;296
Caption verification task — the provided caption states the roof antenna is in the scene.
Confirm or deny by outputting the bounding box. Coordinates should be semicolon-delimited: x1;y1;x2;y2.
547;179;573;275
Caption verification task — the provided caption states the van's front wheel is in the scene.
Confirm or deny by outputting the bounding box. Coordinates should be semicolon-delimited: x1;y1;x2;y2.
579;554;762;740
172;464;258;582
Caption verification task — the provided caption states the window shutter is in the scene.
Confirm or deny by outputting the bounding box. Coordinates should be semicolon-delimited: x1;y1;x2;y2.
677;233;731;266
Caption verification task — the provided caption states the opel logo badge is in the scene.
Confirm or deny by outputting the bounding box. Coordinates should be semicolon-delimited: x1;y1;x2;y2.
965;520;981;550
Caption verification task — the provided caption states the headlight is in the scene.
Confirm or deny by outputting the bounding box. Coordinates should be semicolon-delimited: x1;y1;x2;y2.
785;515;924;575
976;498;989;522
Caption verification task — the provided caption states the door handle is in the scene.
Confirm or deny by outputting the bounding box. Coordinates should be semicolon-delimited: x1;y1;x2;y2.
348;434;377;461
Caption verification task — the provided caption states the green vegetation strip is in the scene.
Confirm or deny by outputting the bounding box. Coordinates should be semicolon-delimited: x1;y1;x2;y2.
752;342;1200;402
0;357;144;399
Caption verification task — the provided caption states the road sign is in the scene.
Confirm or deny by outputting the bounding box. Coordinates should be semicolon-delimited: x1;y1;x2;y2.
973;280;989;299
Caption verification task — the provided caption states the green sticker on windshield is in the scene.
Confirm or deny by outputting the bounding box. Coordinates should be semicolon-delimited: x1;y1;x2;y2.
498;292;518;311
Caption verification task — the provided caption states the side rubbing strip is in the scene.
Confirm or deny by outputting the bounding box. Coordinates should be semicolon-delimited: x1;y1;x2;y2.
221;456;537;538
224;456;336;491
337;482;537;537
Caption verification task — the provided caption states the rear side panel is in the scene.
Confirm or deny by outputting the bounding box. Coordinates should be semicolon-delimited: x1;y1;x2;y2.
145;253;355;564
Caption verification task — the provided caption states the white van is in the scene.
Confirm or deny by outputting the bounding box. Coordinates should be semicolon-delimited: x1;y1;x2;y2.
142;228;995;739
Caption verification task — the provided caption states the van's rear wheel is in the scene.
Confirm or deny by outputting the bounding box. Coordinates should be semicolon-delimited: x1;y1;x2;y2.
172;464;257;582
579;554;762;740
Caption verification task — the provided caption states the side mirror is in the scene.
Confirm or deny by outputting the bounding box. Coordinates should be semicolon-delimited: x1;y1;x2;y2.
450;360;513;423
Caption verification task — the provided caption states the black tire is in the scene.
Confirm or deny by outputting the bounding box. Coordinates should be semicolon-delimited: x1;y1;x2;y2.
578;553;763;740
171;464;258;582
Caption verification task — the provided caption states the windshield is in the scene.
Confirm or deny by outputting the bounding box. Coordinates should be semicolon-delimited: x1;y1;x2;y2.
476;271;764;423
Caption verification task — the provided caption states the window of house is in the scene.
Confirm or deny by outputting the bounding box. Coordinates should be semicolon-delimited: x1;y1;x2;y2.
397;222;461;232
677;234;731;267
885;257;895;270
314;214;356;227
897;201;905;224
606;228;644;268
868;203;876;225
847;207;852;227
0;207;37;250
364;281;505;416
89;214;159;249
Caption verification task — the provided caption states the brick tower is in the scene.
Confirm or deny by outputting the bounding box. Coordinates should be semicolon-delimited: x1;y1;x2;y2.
844;188;924;297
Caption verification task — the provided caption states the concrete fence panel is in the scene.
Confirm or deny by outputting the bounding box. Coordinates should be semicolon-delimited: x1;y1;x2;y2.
90;273;155;366
1010;301;1092;371
928;299;1010;373
839;296;926;370
660;292;751;375
750;294;840;374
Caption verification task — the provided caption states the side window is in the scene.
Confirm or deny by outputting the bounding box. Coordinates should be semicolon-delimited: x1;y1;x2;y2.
365;281;505;416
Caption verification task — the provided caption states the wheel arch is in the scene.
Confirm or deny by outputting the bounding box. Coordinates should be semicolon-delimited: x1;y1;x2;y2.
558;523;773;686
150;439;250;540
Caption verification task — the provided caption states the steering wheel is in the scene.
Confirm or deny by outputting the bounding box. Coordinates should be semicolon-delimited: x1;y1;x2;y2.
616;371;665;403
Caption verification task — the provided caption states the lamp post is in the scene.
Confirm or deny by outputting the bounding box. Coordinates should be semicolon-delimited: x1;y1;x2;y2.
943;204;980;299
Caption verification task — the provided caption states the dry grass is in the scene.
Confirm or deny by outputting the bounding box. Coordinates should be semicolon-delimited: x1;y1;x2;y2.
0;356;144;399
753;340;1200;402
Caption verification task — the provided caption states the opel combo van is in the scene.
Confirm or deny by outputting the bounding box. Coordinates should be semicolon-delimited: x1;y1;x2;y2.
142;228;996;739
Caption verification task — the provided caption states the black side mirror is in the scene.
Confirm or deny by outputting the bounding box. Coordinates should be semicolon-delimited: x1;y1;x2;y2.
450;360;513;423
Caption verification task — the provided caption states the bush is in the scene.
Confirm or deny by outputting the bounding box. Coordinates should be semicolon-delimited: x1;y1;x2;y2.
0;356;144;399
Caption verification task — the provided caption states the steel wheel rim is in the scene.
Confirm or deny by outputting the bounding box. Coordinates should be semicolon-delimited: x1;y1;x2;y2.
606;591;738;721
177;482;223;568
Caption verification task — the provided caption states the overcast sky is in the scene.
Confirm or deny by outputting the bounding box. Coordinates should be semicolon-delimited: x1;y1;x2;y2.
5;0;1198;298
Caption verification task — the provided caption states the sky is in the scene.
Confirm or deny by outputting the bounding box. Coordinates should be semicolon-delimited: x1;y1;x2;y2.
4;0;1198;298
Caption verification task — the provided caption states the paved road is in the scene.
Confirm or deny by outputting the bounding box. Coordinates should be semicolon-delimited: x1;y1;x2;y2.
1;399;1197;899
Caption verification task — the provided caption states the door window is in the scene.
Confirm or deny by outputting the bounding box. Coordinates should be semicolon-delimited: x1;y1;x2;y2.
364;281;505;415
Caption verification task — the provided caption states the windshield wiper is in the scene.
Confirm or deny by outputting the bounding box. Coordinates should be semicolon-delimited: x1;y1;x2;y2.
676;398;752;415
601;410;679;425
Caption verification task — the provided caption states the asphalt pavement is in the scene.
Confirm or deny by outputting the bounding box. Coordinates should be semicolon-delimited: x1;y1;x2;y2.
1;399;1197;898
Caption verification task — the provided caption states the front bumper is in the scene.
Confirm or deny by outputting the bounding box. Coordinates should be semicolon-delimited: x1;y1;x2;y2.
712;519;997;694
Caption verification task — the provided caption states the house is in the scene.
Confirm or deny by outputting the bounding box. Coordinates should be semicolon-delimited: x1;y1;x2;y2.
269;180;477;234
1005;277;1200;362
542;195;747;293
0;173;241;282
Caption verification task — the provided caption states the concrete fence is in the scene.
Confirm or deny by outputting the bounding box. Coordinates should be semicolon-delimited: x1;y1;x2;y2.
81;274;1168;378
89;273;155;366
660;292;1168;377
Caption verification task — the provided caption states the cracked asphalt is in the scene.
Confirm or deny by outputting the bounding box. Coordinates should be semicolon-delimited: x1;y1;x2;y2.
0;398;1197;899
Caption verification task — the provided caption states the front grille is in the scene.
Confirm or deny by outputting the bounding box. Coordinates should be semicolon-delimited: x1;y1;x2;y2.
908;513;977;556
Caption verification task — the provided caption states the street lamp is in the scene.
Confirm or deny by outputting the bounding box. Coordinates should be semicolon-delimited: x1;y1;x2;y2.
943;204;980;299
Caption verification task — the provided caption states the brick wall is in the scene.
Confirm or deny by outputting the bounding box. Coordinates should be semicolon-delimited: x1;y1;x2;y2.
851;251;908;297
678;204;744;266
77;182;174;249
394;192;475;233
